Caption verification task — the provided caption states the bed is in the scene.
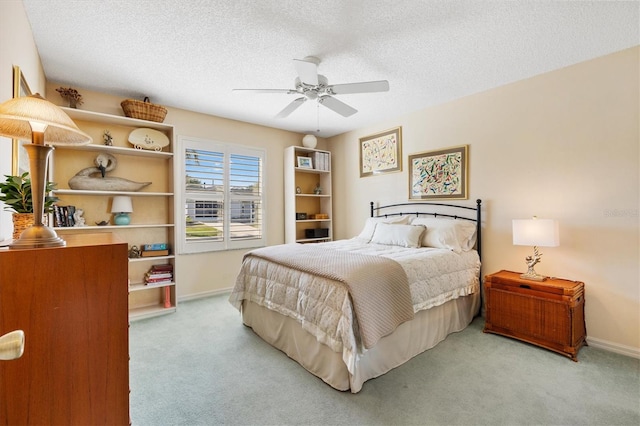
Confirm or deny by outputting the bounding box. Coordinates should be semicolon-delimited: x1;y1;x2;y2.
229;200;482;393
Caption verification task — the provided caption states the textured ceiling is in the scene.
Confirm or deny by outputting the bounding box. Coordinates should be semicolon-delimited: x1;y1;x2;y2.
22;0;639;138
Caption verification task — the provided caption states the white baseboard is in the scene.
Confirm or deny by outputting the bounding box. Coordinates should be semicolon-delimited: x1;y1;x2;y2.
587;336;640;359
177;287;232;303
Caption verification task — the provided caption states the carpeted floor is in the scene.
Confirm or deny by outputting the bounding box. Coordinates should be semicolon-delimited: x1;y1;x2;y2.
129;294;640;426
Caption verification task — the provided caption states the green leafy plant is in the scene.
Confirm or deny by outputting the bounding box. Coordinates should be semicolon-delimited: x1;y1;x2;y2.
0;172;59;214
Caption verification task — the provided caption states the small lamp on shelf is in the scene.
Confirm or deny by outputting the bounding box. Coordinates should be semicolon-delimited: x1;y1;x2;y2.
0;93;91;249
512;216;560;281
111;196;133;225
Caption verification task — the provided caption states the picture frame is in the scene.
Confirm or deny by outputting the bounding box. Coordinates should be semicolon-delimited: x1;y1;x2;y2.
408;145;468;200
359;126;402;177
12;65;32;175
297;156;313;169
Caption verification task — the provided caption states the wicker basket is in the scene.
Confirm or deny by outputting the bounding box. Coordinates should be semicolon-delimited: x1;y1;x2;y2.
120;97;167;123
12;213;34;240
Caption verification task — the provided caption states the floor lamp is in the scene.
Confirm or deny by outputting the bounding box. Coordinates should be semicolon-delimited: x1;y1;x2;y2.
0;94;91;249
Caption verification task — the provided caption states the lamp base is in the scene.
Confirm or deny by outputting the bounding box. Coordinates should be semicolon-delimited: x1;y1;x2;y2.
113;213;131;226
9;224;66;249
520;269;547;281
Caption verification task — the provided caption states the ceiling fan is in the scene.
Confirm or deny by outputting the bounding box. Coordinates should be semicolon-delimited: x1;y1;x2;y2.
233;56;389;119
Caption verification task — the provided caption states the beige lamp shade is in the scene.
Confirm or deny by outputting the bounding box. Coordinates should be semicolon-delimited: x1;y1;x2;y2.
0;93;91;248
0;93;91;145
512;218;560;247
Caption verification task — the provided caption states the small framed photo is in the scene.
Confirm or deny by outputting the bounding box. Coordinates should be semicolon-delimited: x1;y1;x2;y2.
297;156;313;169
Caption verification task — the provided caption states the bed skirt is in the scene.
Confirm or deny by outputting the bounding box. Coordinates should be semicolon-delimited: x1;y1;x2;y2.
241;292;480;393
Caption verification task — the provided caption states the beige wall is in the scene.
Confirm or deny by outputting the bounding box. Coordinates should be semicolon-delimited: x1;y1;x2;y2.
329;47;640;356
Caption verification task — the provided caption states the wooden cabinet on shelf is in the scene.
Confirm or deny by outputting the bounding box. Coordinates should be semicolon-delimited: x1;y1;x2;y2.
0;233;129;425
49;107;177;320
284;146;332;244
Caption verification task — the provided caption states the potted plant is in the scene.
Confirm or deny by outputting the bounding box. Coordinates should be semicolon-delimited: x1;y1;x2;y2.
55;86;84;108
0;172;59;239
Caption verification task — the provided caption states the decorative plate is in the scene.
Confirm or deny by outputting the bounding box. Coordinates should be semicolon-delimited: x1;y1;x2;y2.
128;128;170;151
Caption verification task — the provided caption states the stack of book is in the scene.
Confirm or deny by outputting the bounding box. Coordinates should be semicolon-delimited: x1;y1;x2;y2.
53;205;77;227
311;151;330;171
144;264;174;286
141;243;170;257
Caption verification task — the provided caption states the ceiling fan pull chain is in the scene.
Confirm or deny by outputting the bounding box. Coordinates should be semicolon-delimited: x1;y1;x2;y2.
316;101;320;133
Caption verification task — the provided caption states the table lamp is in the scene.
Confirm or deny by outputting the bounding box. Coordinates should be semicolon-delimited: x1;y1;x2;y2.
111;196;133;225
0;94;91;249
512;217;559;281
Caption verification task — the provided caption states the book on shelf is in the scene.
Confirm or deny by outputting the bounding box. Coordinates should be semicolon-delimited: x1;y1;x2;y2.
53;205;77;227
141;249;170;257
311;151;329;171
143;243;167;251
150;264;173;272
145;279;173;287
145;272;173;279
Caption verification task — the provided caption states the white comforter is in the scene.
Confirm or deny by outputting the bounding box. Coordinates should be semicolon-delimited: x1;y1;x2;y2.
229;239;480;373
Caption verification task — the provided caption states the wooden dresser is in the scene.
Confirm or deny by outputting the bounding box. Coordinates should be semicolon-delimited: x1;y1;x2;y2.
483;270;587;361
0;233;129;425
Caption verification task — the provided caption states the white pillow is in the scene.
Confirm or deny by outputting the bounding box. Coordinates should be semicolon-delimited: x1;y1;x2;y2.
355;215;411;242
370;223;426;248
410;217;477;253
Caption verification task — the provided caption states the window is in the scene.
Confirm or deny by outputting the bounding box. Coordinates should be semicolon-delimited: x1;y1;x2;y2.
178;137;266;254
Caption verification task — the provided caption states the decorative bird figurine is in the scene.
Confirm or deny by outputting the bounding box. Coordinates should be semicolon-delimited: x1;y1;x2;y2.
68;153;151;192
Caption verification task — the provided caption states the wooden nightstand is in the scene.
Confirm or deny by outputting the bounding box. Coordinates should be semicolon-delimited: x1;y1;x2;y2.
483;270;587;361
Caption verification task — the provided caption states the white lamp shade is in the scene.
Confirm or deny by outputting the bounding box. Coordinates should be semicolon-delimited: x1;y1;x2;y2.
513;218;559;247
111;196;133;213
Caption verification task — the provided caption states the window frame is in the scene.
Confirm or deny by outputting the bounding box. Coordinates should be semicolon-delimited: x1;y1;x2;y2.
176;136;266;254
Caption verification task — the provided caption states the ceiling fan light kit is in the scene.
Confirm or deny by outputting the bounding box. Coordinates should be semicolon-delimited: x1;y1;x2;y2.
234;56;389;120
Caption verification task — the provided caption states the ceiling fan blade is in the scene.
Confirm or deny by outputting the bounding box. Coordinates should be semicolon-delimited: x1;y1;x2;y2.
275;97;306;118
294;58;318;86
318;95;357;117
233;88;297;94
328;80;390;95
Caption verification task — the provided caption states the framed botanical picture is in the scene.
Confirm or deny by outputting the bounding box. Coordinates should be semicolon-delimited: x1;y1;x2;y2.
408;145;468;200
359;126;402;177
12;65;32;175
297;156;313;169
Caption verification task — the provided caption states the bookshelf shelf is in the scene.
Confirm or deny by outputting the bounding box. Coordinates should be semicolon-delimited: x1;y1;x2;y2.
285;146;333;244
51;107;178;320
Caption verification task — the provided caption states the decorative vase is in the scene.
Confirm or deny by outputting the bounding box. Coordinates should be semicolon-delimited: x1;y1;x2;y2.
12;213;34;239
68;98;78;109
113;213;131;226
302;134;317;149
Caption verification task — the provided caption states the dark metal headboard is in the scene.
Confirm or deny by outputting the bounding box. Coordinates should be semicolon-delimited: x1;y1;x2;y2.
370;199;482;260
